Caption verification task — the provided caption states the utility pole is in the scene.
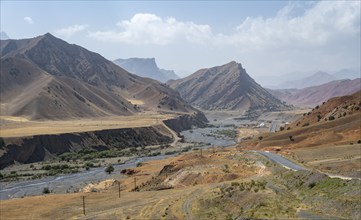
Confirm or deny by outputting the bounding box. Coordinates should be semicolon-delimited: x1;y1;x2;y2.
118;181;121;198
82;196;86;215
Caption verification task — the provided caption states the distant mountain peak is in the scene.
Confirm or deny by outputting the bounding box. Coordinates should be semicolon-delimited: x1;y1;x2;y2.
222;60;240;68
1;34;199;120
44;32;54;37
313;71;332;77
276;71;337;89
113;57;179;82
269;78;361;107
169;61;290;118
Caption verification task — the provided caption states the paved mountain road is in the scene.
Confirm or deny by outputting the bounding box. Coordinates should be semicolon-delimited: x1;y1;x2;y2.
256;151;307;171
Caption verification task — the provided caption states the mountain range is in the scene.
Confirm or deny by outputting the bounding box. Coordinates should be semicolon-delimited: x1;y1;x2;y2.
113;58;179;83
268;78;361;107
0;33;197;120
168;61;290;117
257;68;360;89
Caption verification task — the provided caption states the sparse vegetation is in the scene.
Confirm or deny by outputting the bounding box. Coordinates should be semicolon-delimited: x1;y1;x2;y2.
222;164;230;173
214;129;237;139
105;165;114;174
42;187;50;194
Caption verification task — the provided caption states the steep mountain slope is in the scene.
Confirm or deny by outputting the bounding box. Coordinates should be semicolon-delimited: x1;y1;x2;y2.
268;78;361;107
168;61;290;117
241;90;361;150
113;58;179;82
290;90;361;128
0;34;199;120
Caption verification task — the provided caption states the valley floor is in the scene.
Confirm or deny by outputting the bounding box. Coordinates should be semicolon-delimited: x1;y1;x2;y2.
0;112;174;137
1;148;360;219
1;110;360;219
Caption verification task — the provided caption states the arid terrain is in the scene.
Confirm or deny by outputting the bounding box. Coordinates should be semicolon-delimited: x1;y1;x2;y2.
1;23;360;220
268;78;361;107
240;91;361;179
168;61;291;118
0;113;173;137
1;89;360;219
1;147;360;219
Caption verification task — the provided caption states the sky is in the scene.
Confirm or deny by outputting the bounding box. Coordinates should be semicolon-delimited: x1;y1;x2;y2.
1;1;360;81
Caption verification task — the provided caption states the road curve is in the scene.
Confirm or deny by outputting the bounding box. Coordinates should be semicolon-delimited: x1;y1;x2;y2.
257;151;307;171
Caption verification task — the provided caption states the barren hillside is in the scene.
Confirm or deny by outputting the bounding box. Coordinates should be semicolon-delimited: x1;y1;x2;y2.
269;78;361;107
0;34;200;120
169;61;290;118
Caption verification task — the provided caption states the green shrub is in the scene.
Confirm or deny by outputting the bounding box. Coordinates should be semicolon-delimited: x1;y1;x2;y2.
43;187;50;194
105;165;114;174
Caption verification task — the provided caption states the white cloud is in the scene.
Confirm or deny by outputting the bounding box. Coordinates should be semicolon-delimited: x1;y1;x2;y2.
88;1;359;50
55;24;88;38
88;13;213;45
86;1;359;77
220;1;360;51
24;16;33;24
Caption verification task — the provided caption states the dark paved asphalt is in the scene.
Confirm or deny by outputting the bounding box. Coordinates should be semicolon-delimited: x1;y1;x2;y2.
257;151;307;171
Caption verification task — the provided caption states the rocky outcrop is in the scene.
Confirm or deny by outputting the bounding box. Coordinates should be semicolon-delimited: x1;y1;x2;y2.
0;125;173;169
113;58;179;82
163;111;208;132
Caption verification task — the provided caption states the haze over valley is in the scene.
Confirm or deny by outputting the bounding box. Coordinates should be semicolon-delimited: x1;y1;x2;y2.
1;1;360;219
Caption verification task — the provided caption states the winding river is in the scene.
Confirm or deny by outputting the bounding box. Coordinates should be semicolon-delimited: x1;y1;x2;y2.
0;119;242;200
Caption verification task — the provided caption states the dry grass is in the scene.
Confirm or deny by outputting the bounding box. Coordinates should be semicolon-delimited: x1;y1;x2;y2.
126;99;145;105
241;113;361;150
0;149;261;219
237;128;259;141
0;113;175;137
290;144;361;178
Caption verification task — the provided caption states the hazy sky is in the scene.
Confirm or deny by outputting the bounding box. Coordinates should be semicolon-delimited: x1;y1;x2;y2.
1;1;360;78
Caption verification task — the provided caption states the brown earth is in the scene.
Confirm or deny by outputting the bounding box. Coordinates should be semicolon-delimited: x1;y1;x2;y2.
290;90;361;128
168;61;290;118
0;148;264;220
240;92;361;177
0;124;174;169
0;33;203;120
2;147;359;220
269;78;361;107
